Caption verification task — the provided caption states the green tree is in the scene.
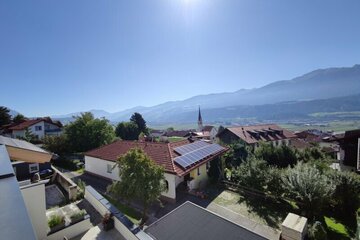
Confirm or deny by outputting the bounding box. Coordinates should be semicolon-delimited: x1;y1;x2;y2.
109;148;166;223
0;106;11;127
115;122;140;140
231;157;268;191
130;112;148;134
282;162;335;219
43;135;70;155
23;128;37;142
254;142;298;168
329;170;360;216
12;114;26;124
221;141;249;167
65;112;115;152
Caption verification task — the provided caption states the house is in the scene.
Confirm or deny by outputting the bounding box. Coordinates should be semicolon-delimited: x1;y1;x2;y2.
184;126;218;142
162;129;195;138
144;201;267;240
0;144;91;240
2;117;62;139
217;124;297;147
85;139;228;202
0;136;53;181
327;129;360;171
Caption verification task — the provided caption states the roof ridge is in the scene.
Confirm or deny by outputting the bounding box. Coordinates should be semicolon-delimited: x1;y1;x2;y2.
167;142;176;173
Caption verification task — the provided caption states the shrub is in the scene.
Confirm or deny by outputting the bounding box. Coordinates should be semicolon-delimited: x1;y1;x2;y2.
48;214;65;228
70;210;86;221
282;162;335;218
231;157;268;191
308;221;327;240
254;142;298;168
76;179;86;199
329;170;360;215
265;167;284;196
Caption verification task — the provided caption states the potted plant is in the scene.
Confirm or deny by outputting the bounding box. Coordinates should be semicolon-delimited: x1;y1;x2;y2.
102;212;114;231
48;214;65;233
70;209;86;224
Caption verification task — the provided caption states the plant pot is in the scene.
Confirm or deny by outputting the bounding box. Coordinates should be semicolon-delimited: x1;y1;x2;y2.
50;222;65;233
103;219;114;231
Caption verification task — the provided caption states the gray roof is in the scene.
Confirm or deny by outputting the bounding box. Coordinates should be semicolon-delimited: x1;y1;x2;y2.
144;201;267;240
0;135;48;153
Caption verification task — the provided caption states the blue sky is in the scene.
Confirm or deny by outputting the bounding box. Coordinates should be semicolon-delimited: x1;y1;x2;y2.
1;0;360;116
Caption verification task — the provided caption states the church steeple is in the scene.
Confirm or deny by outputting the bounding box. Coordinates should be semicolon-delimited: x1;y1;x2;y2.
198;106;203;132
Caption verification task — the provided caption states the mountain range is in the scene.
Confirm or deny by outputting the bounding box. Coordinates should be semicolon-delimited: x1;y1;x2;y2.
50;64;360;125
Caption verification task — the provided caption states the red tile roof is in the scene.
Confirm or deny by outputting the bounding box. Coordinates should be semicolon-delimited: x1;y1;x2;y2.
8;117;62;130
85;139;228;176
221;124;296;144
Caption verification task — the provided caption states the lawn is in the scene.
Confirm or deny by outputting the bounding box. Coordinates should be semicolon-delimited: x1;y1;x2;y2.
324;216;351;240
106;195;142;224
212;190;298;229
280;120;360;132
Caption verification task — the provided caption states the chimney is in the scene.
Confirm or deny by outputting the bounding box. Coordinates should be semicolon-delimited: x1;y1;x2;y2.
281;213;308;240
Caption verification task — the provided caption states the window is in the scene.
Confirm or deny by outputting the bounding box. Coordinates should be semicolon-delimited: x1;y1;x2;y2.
107;164;112;173
197;167;201;176
164;180;169;192
35;126;42;131
29;163;39;173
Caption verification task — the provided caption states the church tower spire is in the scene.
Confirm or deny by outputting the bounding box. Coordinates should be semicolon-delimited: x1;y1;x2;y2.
198;106;203;132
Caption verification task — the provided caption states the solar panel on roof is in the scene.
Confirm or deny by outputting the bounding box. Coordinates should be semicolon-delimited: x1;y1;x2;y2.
174;141;209;155
174;143;225;169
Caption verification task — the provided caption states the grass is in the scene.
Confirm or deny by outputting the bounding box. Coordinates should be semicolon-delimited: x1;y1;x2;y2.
167;137;185;142
280;120;360;132
324;216;351;240
212;190;297;229
310;111;360;118
106;196;142;224
75;167;85;174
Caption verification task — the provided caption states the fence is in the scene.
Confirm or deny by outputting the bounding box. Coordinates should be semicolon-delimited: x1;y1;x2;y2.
84;186;151;240
221;180;303;206
51;166;78;200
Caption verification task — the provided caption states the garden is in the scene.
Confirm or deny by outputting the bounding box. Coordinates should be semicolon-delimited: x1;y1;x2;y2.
218;141;360;240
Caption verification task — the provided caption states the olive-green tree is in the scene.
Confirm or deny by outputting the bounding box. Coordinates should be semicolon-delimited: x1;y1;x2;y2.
130;112;148;134
282;162;335;218
115;122;140;140
65;112;115;152
109;148;166;224
0;106;11;127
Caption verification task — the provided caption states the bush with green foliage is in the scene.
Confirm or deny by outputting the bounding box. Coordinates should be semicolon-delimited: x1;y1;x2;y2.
207;158;222;183
70;209;86;221
130;112;148;134
76;179;86;199
48;214;65;228
329;170;360;215
109;148;166;223
43;135;70;155
231;158;268;191
265;167;284;196
0;106;11;127
254;142;298;168
308;221;327;240
65;112;115;152
282;162;335;218
221;141;249;167
115;121;140;140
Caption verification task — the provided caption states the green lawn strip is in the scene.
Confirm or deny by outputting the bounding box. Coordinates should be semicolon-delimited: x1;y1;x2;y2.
105;195;142;224
324;216;350;239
